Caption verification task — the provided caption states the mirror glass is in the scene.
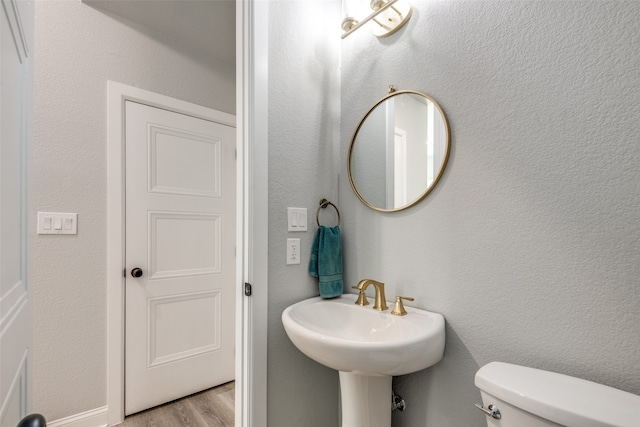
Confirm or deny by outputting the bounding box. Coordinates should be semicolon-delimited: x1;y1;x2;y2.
348;90;450;212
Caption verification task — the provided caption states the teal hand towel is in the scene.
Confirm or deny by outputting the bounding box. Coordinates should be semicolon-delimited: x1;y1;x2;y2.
309;225;343;298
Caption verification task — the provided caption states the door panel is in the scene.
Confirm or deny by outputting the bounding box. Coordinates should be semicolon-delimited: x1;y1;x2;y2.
148;125;222;197
148;290;221;367
149;211;220;279
125;101;235;415
1;0;32;425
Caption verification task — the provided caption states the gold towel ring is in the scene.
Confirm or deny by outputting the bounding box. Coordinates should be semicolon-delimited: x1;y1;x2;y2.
316;198;341;227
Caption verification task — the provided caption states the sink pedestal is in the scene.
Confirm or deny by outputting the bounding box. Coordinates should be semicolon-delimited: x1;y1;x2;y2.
339;372;392;427
282;295;446;426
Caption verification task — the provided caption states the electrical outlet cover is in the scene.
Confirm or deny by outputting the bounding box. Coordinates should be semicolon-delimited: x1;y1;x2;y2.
286;238;301;265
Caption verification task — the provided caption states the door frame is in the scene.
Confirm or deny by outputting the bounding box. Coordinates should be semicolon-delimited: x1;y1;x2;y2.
106;82;261;426
235;0;268;425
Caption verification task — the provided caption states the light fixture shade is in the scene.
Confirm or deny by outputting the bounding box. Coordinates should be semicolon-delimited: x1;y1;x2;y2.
342;16;359;32
343;0;371;22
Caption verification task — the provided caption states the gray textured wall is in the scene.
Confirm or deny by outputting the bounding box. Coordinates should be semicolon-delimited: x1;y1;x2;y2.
32;2;234;420
339;1;640;426
266;1;342;426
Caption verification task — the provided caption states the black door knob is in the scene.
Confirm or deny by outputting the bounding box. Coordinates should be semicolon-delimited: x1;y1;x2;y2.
17;414;46;427
131;268;143;278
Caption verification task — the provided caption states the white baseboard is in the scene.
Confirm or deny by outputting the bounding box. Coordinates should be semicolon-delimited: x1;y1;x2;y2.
47;406;108;427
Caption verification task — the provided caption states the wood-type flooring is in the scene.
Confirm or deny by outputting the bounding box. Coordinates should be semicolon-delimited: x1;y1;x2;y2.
118;381;234;427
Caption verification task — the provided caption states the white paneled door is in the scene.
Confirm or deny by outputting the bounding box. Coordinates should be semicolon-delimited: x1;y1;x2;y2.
1;1;33;426
124;101;236;415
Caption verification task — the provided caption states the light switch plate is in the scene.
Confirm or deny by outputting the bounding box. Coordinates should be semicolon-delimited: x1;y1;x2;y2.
37;212;78;235
287;208;307;231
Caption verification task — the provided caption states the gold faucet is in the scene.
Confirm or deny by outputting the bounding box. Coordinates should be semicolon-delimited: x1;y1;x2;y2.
354;279;388;311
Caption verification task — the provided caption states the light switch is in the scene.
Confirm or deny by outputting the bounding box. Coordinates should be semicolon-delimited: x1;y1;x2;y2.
287;208;307;231
37;212;78;235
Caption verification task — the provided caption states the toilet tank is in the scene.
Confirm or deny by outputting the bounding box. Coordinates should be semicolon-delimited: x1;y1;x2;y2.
475;362;640;427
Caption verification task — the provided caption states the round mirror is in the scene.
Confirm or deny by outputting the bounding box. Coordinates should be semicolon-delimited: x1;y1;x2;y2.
348;89;451;212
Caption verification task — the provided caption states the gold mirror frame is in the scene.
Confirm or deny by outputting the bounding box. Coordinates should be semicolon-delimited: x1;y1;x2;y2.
347;89;451;212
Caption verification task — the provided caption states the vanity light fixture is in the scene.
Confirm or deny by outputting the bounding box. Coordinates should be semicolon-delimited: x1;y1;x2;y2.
341;0;413;39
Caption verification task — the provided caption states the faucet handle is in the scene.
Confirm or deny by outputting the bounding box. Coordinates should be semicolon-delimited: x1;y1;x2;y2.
352;286;370;306
391;296;415;316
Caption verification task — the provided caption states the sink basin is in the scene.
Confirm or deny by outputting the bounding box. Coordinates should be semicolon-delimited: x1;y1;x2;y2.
282;293;445;427
282;293;445;376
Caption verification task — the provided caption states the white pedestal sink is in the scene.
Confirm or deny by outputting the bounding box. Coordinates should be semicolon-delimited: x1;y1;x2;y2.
282;293;445;427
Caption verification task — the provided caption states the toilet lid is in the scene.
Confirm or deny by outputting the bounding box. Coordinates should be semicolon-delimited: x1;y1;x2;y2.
475;362;640;427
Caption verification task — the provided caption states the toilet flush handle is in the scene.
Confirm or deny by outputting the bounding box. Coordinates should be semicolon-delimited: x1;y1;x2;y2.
474;403;501;420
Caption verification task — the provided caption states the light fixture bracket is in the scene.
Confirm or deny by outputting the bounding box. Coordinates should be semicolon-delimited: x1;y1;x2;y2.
341;0;413;39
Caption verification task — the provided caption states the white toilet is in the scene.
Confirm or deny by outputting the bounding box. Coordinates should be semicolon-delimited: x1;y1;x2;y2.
475;362;640;426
